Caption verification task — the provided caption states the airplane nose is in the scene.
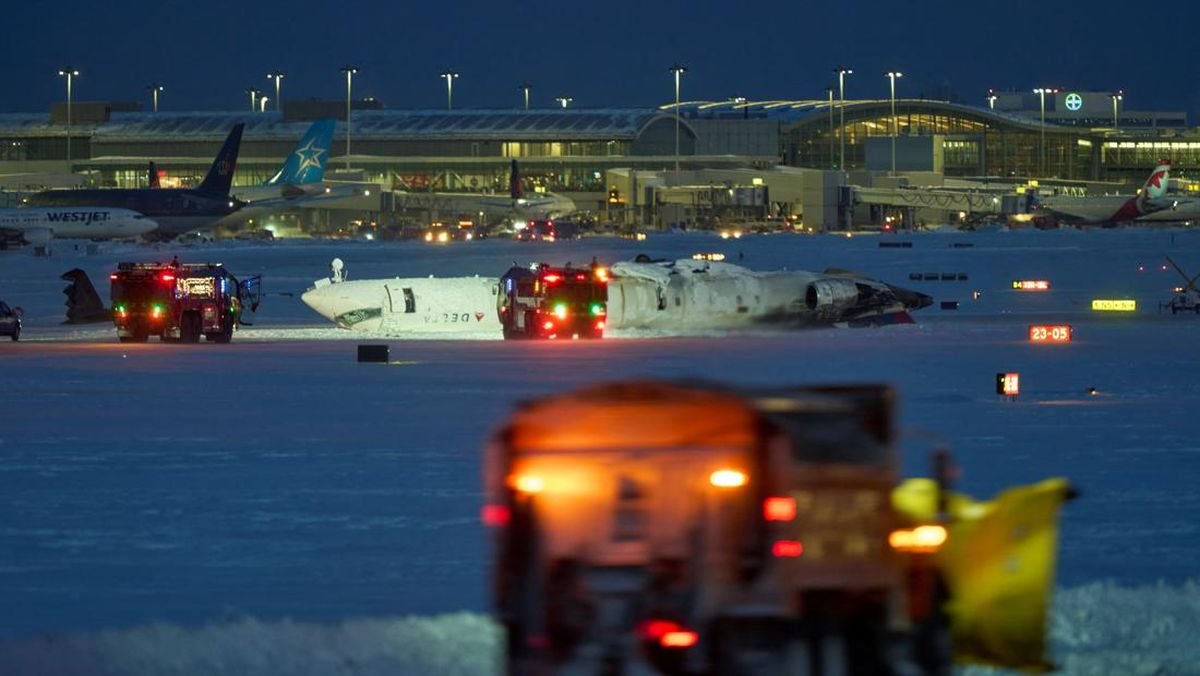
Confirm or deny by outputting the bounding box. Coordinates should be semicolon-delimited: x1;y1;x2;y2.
131;218;159;235
300;287;339;322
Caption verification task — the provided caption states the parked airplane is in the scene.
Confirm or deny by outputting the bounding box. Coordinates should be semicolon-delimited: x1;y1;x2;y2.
390;160;576;223
1032;161;1175;226
23;123;245;236
299;257;931;335
0;207;157;246
232;119;336;204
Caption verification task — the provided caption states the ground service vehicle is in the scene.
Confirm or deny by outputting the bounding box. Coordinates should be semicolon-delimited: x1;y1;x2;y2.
0;299;22;341
484;381;1073;675
109;261;260;343
499;263;607;340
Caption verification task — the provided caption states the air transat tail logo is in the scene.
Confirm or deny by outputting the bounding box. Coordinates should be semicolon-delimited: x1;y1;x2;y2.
293;138;327;179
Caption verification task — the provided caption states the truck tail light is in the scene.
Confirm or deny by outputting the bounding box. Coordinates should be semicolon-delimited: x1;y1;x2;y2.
660;630;699;648
772;540;804;558
639;619;698;649
481;504;510;527
763;496;797;521
709;469;747;488
889;525;947;553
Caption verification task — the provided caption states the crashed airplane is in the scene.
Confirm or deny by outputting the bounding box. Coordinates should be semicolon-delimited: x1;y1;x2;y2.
300;257;932;336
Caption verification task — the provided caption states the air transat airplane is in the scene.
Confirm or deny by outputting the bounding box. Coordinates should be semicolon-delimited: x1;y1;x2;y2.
0;207;157;245
1033;161;1175;226
24;124;246;236
390;160;576;222
232;119;337;204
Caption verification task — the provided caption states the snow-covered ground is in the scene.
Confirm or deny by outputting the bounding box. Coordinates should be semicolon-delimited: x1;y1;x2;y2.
1;229;1198;673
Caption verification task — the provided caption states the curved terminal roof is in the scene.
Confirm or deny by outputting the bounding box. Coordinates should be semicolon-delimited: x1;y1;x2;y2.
0;109;693;142
666;99;1090;134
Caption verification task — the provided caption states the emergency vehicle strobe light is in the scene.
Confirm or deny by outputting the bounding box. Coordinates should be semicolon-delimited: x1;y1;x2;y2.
709;469;747;488
511;475;544;494
772;540;804;558
763;497;797;521
888;525;948;553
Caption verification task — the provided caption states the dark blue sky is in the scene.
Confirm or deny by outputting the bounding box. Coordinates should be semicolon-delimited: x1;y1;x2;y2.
3;0;1198;117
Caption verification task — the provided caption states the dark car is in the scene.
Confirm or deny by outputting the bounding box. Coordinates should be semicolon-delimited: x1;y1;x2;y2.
0;300;22;341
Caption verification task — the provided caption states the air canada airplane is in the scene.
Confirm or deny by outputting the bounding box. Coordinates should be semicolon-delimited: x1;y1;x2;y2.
24;123;246;236
1033;161;1175;226
390;159;576;222
299;257;931;335
0;207;157;246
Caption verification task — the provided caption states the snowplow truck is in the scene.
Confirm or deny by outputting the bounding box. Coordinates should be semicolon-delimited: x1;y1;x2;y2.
484;381;1072;675
110;262;260;343
499;263;608;340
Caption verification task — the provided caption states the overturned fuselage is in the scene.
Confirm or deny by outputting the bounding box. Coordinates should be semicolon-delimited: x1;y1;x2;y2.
607;259;932;330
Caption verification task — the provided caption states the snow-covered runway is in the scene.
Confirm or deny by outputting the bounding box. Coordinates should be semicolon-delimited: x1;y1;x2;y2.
1;230;1198;672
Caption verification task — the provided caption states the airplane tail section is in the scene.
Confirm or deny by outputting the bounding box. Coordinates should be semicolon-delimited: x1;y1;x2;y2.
61;268;111;324
196;123;245;196
266;119;335;186
509;159;522;200
1141;160;1171;200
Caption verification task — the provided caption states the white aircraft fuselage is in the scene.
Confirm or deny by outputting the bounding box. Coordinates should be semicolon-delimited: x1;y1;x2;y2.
0;207;158;244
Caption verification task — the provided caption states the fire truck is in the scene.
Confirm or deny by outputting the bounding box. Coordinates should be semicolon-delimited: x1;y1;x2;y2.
498;263;608;340
109;261;260;343
483;381;1073;675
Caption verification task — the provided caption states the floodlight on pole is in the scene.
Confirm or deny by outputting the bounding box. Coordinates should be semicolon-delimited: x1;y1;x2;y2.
440;69;459;110
266;71;285;111
885;71;903;177
147;83;164;113
340;65;358;170
259;96;270;113
246;88;261;112
1111;90;1123;129
519;81;532;111
826;85;835;169
669;64;687;171
555;96;573;109
1033;87;1058;176
986;88;998;110
58;67;79;162
834;66;853;172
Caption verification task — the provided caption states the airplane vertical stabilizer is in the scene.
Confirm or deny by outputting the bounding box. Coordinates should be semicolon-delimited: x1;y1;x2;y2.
196;123;245;196
266;119;335;186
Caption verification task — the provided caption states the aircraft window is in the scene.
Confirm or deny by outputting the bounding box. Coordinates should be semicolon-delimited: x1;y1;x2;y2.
402;288;415;313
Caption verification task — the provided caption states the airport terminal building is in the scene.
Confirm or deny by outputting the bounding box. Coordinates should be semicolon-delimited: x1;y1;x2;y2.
0;91;1195;229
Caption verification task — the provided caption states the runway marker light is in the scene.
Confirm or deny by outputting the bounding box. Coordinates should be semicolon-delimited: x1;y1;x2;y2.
709;469;747;488
772;540;804;558
1091;299;1136;312
889;525;948;553
763;496;797;521
1029;324;1072;343
1012;280;1050;291
996;372;1020;397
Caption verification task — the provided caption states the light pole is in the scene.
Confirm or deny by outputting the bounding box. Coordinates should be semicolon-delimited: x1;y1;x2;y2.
987;88;998;111
147;83;163;113
58;67;78;161
885;71;903;176
246;88;261;112
1033;87;1057;176
834;66;852;172
519;81;531;111
1111;90;1123;129
555;96;573;109
440;69;459;110
669;64;687;171
826;85;835;169
266;71;285;112
259;96;270;113
340;65;358;170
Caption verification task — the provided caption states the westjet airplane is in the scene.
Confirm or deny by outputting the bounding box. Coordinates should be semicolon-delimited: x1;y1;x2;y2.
25;124;245;236
0;207;157;246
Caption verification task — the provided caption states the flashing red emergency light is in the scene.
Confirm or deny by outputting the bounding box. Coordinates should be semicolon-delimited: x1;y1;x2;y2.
763;496;797;522
639;620;698;649
660;630;699;648
542;321;554;331
542;274;561;283
481;505;510;527
772;540;804;558
161;273;175;282
1012;280;1050;291
109;273;118;280
996;372;1020;397
1029;325;1072;343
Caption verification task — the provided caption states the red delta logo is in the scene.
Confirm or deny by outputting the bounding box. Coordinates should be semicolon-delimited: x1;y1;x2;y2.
475;312;485;322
